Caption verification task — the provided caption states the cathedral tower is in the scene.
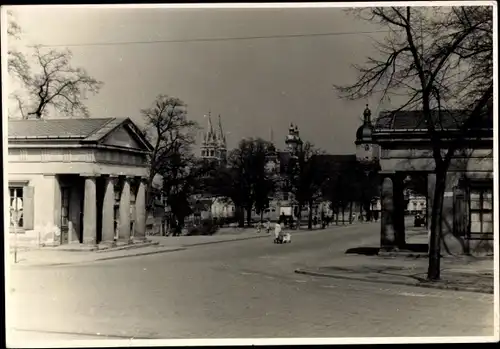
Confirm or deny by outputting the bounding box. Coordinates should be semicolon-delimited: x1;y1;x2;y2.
201;112;227;163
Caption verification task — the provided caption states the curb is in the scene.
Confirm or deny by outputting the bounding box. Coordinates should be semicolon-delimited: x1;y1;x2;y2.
94;247;186;262
294;269;494;295
10;247;187;268
11;234;269;268
95;241;159;253
179;234;269;247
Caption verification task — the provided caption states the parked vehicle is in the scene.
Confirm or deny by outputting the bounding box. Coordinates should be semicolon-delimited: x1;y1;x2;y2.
414;213;426;227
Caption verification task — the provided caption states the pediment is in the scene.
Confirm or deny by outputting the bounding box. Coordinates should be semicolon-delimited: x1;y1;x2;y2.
100;124;147;151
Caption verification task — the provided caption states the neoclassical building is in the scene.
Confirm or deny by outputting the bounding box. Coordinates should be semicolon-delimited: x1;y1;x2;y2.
7;117;153;248
356;105;494;256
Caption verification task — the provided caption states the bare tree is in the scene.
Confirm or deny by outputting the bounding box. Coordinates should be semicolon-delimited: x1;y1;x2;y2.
13;46;103;119
141;95;198;207
7;10;29;82
286;142;330;230
7;10;31;117
336;6;493;280
7;12;103;120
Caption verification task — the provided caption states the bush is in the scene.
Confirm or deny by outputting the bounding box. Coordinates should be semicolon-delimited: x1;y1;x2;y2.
187;218;219;236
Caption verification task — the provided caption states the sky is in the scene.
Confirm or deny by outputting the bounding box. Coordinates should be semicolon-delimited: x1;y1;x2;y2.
6;4;406;154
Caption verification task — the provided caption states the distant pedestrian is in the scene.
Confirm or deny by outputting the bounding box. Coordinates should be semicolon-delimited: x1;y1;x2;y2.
257;221;262;233
313;216;318;228
265;219;271;234
274;222;282;240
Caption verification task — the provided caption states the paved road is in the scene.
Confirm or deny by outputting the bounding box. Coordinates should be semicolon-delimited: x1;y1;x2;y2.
7;222;495;344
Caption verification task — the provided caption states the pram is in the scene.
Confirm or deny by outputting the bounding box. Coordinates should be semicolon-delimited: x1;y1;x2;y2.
274;229;291;244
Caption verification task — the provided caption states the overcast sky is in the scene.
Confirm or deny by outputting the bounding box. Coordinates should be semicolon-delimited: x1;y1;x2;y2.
7;5;405;154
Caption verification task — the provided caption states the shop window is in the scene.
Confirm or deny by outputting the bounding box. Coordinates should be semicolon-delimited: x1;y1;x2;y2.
469;187;493;239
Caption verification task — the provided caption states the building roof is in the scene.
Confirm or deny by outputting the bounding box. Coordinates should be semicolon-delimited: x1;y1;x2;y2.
8;117;153;150
374;109;493;130
8;118;117;139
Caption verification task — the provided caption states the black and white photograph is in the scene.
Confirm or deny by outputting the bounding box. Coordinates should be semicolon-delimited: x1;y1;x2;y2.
3;2;498;346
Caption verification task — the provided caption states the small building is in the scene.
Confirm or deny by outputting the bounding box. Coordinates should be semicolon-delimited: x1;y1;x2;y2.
407;193;427;214
355;105;493;256
7;117;153;248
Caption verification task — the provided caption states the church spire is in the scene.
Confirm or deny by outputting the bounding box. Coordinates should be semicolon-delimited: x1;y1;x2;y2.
218;114;226;146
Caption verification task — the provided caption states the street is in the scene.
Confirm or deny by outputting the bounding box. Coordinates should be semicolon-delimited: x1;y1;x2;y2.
7;222;494;342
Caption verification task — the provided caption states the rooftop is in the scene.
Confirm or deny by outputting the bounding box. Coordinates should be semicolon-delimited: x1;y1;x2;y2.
374;109;493;131
8;118;124;140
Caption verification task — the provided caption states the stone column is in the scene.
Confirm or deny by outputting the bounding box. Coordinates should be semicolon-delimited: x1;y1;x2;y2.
133;177;148;242
82;175;98;245
101;175;117;245
393;172;406;248
118;176;132;242
380;175;396;251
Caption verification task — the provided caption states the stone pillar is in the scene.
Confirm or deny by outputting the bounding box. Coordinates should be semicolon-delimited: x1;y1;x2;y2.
82;175;98;245
133;177;148;242
101;175;117;245
380;175;396;251
393;172;406;248
118;176;132;242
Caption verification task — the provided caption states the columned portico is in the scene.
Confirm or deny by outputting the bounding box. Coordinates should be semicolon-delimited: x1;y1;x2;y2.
101;175;118;245
8;117;154;250
380;172;406;251
118;176;132;242
133;177;147;242
380;175;395;251
82;174;98;245
393;172;406;248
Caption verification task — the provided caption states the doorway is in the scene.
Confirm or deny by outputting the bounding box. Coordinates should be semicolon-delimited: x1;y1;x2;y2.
60;186;70;244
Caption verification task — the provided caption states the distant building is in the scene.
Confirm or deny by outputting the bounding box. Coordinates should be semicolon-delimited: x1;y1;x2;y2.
407;193;427;214
200;112;227;164
196;118;358;224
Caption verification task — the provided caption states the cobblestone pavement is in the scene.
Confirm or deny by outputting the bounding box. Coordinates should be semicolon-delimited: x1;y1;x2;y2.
7;222;496;345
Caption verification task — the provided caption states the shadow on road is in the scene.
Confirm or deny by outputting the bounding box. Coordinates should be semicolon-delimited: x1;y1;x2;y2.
345;243;428;256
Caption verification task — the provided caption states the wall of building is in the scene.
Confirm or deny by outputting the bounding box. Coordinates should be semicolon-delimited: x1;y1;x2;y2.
8;147;149;177
8;173;59;247
427;170;493;256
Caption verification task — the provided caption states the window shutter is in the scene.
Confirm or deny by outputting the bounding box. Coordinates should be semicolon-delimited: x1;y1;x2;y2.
23;186;35;230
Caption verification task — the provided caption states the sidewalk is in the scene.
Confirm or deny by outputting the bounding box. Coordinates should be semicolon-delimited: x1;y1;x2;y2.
8;228;270;268
295;254;494;294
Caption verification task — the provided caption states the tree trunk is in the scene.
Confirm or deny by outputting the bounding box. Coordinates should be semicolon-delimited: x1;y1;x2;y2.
427;170;446;281
341;206;345;225
297;204;302;230
349;201;353;224
246;206;252;227
308;201;313;230
260;210;264;223
237;206;245;227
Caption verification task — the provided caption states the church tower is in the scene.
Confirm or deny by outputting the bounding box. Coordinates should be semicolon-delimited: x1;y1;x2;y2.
285;123;303;156
355;104;379;163
201;112;227;163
